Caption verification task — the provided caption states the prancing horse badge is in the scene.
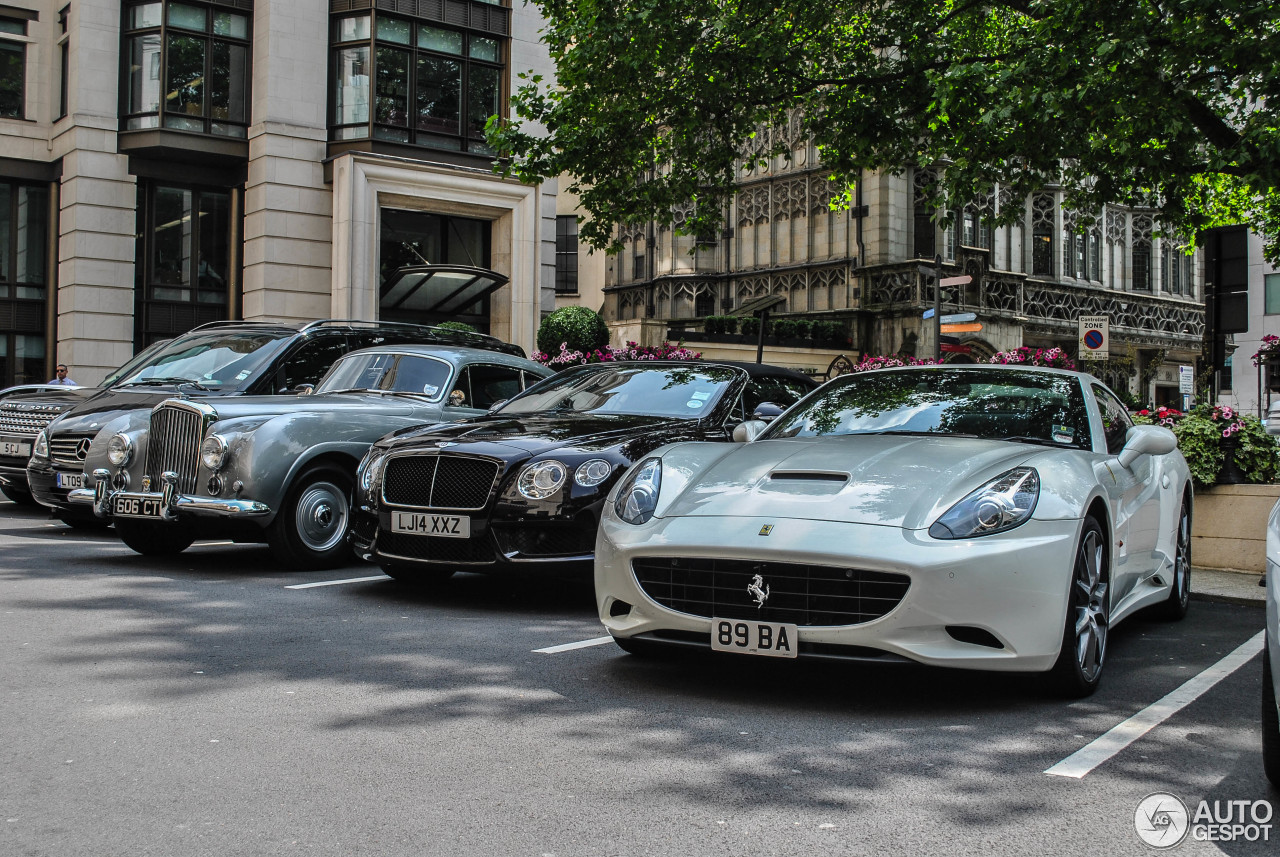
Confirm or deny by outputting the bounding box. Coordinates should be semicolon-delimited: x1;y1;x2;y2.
758;524;774;536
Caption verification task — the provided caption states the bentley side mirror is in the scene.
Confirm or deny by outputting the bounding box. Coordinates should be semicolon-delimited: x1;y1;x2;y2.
733;420;768;443
1117;424;1177;469
449;389;467;407
751;402;785;423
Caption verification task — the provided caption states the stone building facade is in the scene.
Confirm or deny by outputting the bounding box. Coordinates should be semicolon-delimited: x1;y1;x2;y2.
0;0;557;387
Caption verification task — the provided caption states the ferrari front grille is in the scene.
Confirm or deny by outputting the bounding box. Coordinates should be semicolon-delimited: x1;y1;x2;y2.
381;454;499;510
631;557;911;626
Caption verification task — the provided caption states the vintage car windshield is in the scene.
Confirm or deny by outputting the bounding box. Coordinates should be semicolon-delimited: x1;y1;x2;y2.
316;352;452;399
497;365;740;418
764;367;1092;448
114;331;292;392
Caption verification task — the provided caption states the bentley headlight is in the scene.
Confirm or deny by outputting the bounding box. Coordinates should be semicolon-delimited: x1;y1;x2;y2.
32;430;49;459
200;435;228;471
106;433;133;467
358;451;385;494
574;459;612;488
614;458;662;525
929;467;1039;539
518;460;568;500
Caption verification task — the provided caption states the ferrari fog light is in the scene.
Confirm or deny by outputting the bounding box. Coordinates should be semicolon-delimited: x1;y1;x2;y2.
929;467;1039;539
106;433;133;467
615;458;661;525
574;459;612;488
33;430;48;459
518;460;568;500
200;435;228;471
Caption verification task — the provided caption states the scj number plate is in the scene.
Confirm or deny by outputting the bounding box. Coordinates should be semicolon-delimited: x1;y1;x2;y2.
392;510;470;539
0;440;31;457
710;618;798;659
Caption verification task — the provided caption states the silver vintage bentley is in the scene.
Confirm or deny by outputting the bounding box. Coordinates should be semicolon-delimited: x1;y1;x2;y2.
72;344;551;569
596;363;1193;697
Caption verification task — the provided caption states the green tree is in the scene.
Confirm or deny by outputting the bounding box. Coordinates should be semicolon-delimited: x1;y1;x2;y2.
490;0;1280;258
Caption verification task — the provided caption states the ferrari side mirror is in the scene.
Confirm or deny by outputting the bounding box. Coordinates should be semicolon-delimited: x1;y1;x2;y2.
1117;424;1177;469
733;420;768;443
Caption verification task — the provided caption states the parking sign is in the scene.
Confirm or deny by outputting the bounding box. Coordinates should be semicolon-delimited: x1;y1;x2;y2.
1078;316;1109;359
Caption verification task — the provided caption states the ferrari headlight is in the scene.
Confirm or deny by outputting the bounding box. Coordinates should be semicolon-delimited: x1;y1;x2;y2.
929;467;1039;539
518;460;568;500
33;430;49;459
106;433;133;467
574;459;612;488
614;457;662;525
200;435;228;471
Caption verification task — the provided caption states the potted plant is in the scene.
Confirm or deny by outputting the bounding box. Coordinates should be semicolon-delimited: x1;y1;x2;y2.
1135;404;1278;487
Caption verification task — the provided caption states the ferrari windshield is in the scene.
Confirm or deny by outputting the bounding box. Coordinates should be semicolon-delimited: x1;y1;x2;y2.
316;352;452;399
497;364;739;418
764;367;1092;448
114;331;292;392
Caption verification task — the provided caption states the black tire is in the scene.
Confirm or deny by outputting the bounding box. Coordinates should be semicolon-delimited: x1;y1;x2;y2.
267;464;355;570
379;563;456;586
1264;635;1280;789
114;518;196;556
1156;497;1192;621
1047;517;1109;698
56;510;112;530
0;483;37;506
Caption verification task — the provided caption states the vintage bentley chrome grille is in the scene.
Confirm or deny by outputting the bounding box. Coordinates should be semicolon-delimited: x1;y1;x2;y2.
381;455;499;510
631;557;911;626
144;404;205;494
0;403;66;438
50;433;96;467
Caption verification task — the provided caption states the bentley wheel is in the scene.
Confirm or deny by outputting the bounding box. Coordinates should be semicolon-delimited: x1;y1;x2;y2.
0;483;37;506
1263;637;1280;788
379;563;456;586
114;519;195;556
1157;497;1191;621
268;465;353;571
1048;517;1108;698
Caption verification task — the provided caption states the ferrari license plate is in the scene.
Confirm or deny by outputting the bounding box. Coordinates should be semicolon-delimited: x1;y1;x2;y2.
0;439;31;457
710;618;798;658
56;472;85;490
392;511;470;539
114;494;165;519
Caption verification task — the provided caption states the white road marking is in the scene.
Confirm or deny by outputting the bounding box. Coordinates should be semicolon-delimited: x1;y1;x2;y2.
285;575;388;590
534;636;614;654
1045;630;1264;779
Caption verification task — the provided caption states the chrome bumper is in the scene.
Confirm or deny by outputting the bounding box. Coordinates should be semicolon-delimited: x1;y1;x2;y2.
78;469;271;521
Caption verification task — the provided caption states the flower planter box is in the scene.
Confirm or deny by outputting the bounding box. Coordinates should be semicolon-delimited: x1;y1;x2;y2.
1190;483;1280;572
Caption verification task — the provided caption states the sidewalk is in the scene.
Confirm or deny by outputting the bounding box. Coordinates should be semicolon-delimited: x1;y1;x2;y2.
1191;566;1266;607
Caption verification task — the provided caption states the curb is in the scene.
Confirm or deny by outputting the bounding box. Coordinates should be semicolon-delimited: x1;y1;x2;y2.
1190;590;1266;608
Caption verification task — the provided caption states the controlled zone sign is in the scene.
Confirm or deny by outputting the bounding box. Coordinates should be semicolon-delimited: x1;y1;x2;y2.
1078;315;1109;359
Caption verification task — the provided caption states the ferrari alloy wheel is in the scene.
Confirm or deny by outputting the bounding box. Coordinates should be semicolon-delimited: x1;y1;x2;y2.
1158;497;1192;620
1263;636;1280;788
268;464;353;570
114;519;196;556
1048;517;1108;697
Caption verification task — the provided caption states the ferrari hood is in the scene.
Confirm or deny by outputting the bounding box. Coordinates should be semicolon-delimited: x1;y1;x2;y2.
659;435;1041;529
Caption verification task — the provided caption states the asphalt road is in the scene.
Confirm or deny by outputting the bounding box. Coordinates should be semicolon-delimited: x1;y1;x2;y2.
1;498;1275;857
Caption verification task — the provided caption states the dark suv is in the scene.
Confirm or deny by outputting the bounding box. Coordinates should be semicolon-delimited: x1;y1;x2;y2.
27;319;524;526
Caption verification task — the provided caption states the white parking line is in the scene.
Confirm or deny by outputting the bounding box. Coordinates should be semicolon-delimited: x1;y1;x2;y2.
534;636;614;654
1045;630;1264;779
285;575;389;590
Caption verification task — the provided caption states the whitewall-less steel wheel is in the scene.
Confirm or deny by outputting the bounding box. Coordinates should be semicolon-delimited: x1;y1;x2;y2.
268;464;353;570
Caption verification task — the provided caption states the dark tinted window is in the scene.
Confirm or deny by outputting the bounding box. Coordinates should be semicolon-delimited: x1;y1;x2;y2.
280;336;351;391
743;375;815;415
456;364;524;409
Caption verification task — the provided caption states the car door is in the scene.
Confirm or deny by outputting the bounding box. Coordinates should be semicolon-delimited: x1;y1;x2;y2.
1091;383;1162;603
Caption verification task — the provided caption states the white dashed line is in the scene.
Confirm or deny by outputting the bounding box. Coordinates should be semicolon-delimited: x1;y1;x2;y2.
534;636;614;654
1045;630;1264;778
285;575;389;590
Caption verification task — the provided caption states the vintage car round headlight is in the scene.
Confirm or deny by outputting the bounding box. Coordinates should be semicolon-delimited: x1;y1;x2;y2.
574;459;612;488
200;435;228;471
517;460;568;500
615;457;662;525
33;430;49;459
106;433;133;467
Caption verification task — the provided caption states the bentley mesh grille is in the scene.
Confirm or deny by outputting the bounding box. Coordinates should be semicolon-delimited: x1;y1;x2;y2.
377;530;495;564
50;433;96;467
144;405;204;494
382;455;498;510
0;403;65;438
491;523;595;558
631;557;911;626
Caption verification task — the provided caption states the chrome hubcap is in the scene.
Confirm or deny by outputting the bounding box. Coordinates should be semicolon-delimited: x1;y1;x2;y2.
296;481;348;553
1073;528;1108;682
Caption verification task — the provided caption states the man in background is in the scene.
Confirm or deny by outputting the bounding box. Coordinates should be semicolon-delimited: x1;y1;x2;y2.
48;365;77;386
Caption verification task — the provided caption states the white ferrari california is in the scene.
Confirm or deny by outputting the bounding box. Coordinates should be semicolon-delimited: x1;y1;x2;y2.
595;364;1193;696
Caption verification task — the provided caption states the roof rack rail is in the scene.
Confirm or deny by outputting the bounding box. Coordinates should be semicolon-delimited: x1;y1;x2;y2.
300;319;525;356
189;319;303;332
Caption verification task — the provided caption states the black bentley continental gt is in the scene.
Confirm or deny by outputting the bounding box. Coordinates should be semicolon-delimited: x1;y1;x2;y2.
350;360;818;582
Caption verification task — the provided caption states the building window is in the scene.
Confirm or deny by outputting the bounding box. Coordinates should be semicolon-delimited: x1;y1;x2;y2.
1131;215;1153;291
58;7;69;119
633;253;645;281
555;215;578;294
331;12;505;155
0;181;50;386
1265;273;1280;315
1221;356;1233;393
121;1;251;138
0;14;30;119
912;169;936;259
1031;193;1054;277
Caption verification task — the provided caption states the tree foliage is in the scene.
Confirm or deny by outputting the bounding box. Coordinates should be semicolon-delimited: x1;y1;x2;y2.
489;0;1280;259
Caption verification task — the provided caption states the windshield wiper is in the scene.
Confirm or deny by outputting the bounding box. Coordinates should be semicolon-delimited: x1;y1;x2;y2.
867;429;979;438
122;377;210;391
1001;435;1084;449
